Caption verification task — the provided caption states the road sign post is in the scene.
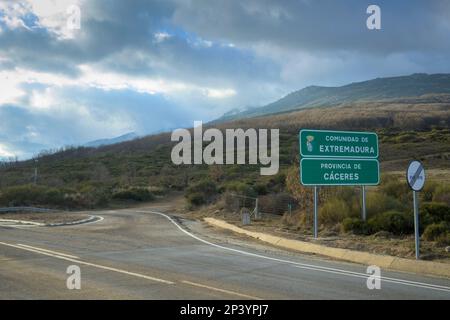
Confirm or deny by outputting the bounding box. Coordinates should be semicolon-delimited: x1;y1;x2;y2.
413;191;420;260
361;185;367;221
314;186;318;239
406;160;426;260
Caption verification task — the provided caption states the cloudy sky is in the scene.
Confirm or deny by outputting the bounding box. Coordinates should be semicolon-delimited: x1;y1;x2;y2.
1;0;450;159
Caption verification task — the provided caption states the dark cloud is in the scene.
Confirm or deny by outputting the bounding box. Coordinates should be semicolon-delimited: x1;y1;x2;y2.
1;0;450;158
173;0;450;54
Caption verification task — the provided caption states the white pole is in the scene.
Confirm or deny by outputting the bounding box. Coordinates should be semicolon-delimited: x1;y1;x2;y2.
413;191;420;260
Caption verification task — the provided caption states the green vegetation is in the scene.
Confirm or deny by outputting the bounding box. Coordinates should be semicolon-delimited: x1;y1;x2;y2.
185;180;218;206
0;99;448;225
423;222;449;242
112;188;154;202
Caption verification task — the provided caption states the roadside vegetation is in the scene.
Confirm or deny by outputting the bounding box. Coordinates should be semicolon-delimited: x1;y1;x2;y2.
0;100;449;257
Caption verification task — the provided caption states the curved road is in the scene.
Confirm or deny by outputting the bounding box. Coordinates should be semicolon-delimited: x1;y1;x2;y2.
0;206;449;299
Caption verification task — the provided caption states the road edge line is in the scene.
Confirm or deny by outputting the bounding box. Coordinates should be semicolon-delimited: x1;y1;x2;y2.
204;217;450;279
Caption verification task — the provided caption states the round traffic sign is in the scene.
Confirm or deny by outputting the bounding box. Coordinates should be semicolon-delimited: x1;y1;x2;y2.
406;161;425;191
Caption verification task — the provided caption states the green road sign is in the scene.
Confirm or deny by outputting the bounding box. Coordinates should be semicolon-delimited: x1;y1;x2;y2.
300;158;380;186
299;129;378;158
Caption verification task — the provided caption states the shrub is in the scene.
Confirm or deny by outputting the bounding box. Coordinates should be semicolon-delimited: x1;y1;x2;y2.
319;198;351;225
366;192;404;217
342;217;371;235
380;178;409;202
112;188;154;201
421;180;439;202
185;180;218;206
436;234;450;247
0;184;66;207
186;192;206;206
224;181;256;198
254;183;268;195
433;184;450;206
421;202;450;226
422;222;449;241
368;210;413;235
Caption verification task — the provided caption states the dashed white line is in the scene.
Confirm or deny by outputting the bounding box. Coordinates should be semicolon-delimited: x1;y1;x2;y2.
0;241;174;285
0;241;259;298
16;243;80;259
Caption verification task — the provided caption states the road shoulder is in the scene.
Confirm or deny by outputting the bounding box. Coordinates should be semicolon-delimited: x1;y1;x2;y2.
204;217;450;279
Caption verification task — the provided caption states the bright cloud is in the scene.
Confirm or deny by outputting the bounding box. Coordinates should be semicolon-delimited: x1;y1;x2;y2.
0;143;16;158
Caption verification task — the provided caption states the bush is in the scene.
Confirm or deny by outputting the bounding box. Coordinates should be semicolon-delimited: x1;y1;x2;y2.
342;217;371;235
224;181;256;198
421;202;450;226
185;180;218;206
366;192;405;216
319;198;351;225
112;188;154;201
0;184;66;207
368;210;413;235
433;184;450;206
380;177;409;203
186;192;206;206
436;234;450;247
254;183;268;195
422;222;449;241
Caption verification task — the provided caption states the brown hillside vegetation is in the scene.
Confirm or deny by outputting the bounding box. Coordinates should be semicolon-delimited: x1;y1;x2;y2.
0;94;448;211
219;94;450;131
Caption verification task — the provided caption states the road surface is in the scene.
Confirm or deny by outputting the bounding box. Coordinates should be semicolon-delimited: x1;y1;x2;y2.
1;206;449;299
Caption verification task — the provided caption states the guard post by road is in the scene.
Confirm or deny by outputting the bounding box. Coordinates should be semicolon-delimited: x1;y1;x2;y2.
406;160;426;260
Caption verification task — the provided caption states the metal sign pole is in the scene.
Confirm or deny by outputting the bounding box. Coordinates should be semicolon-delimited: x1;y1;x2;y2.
361;186;366;221
314;186;318;239
413;190;420;260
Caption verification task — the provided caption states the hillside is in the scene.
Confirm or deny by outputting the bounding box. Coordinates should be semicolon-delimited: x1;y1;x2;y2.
217;73;450;122
0;95;449;199
84;132;139;148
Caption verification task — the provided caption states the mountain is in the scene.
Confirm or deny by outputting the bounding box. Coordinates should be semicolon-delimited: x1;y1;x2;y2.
216;73;450;122
83;132;139;148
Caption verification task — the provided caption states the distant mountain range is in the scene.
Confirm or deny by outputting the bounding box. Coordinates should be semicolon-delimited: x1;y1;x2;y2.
216;73;450;122
84;132;139;148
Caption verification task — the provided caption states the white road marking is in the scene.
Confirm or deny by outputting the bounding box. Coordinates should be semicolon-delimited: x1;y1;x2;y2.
0;216;104;229
77;215;104;225
0;241;259;298
181;280;262;300
16;243;80;259
140;210;450;294
0;241;174;285
0;219;44;226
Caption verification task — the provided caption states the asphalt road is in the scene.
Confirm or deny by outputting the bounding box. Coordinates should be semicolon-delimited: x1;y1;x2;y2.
1;206;449;300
